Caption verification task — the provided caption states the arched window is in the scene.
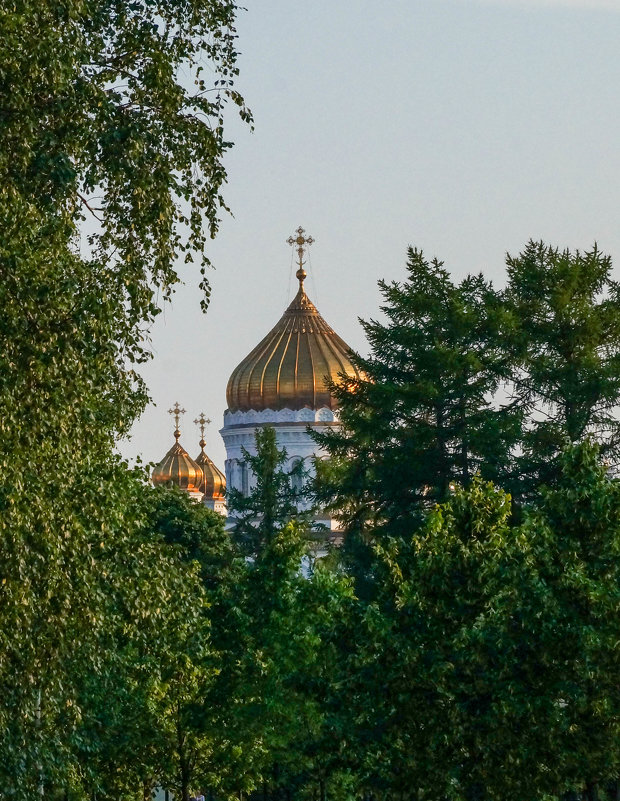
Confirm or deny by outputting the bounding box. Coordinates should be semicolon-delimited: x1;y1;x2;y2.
290;458;304;495
240;461;249;497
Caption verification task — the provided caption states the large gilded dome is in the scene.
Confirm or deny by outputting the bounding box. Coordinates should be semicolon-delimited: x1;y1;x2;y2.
226;262;362;413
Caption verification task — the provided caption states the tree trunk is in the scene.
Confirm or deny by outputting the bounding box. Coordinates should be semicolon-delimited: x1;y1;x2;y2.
585;782;599;801
319;778;326;801
175;703;191;801
181;767;190;801
177;725;190;801
436;402;450;501
459;394;469;485
179;752;192;801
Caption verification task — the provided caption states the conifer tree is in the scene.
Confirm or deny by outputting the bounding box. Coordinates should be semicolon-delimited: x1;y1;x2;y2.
314;247;519;581
504;241;620;502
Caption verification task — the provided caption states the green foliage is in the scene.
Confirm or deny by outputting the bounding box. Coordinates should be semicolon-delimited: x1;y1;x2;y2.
138;487;233;800
313;240;620;799
225;428;355;801
4;25;620;794
228;426;312;557
147;483;232;590
226;519;354;801
0;0;248;794
341;478;531;800
521;444;620;796
505;241;620;501
314;247;518;592
1;0;251;317
68;490;211;799
316;242;620;559
343;444;620;800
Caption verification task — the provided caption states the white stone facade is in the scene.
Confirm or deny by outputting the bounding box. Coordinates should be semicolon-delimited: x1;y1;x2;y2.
203;496;227;515
220;406;340;530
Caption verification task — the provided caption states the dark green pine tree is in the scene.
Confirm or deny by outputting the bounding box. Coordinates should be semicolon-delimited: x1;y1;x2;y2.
504;241;620;503
227;426;311;558
314;247;520;573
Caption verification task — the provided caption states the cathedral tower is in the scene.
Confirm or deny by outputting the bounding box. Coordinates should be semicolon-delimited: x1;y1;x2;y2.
220;228;362;529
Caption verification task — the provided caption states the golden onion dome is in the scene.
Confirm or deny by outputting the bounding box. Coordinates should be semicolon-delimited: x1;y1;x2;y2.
152;405;204;493
196;450;226;500
193;412;226;500
226;230;362;413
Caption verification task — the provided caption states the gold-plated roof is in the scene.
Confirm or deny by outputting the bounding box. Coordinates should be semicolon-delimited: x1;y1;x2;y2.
196;451;226;499
194;412;226;500
152;441;204;492
152;403;204;492
226;230;362;412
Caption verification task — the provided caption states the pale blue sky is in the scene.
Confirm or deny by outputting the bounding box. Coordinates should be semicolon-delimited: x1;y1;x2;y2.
120;0;620;470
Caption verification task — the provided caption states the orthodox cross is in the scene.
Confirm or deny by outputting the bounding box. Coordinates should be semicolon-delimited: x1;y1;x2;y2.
168;402;186;441
286;226;314;286
194;412;211;451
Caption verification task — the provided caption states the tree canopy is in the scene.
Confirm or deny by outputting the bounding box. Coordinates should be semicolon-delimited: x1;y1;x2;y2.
315;241;620;554
0;0;249;795
505;241;620;501
3;17;620;793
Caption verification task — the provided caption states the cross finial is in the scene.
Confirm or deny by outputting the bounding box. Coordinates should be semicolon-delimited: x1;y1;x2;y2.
194;412;211;451
286;226;314;287
168;402;186;441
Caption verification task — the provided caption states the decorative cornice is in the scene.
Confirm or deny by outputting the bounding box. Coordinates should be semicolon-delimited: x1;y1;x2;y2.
223;405;338;428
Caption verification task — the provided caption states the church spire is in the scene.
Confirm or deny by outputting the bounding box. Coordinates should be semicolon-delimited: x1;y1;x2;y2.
287;226;314;289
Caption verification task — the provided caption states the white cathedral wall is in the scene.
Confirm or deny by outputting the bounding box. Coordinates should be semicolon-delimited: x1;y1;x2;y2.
203;496;227;515
219;406;339;529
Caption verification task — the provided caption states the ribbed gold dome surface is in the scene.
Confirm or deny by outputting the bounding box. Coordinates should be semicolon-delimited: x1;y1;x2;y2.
196;450;226;500
152;439;204;493
226;283;362;413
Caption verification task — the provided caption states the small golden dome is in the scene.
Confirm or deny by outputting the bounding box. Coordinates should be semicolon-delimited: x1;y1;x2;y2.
152;404;204;492
192;412;225;501
226;280;362;413
196;450;226;500
152;440;204;492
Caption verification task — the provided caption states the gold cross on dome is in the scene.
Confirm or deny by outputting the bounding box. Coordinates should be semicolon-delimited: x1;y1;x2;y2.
168;402;186;439
194;412;211;450
286;226;314;286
